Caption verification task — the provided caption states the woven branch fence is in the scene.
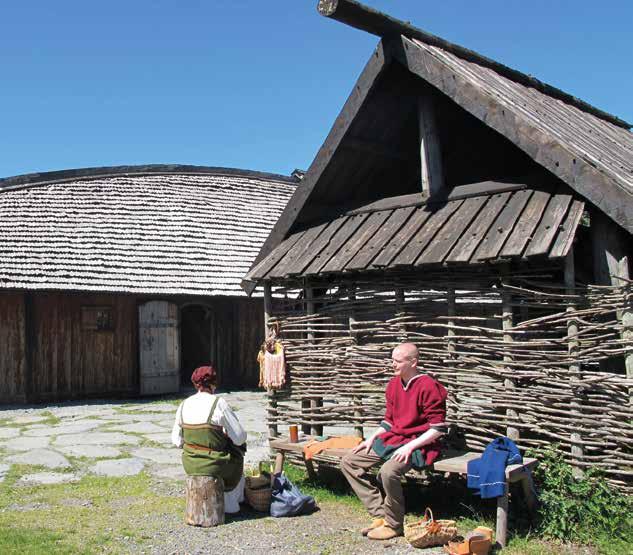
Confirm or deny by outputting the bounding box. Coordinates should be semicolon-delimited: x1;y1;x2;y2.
265;268;633;491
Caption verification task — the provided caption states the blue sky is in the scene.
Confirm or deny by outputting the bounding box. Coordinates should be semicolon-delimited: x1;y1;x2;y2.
1;0;631;178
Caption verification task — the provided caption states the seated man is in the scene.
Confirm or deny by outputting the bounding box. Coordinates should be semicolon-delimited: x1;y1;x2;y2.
171;365;246;514
341;342;447;540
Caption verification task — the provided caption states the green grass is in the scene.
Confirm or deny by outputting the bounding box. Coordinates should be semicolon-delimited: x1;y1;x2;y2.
0;526;73;555
36;411;62;426
0;450;628;555
283;463;363;510
0;470;182;554
593;536;631;555
0;411;59;429
277;461;631;555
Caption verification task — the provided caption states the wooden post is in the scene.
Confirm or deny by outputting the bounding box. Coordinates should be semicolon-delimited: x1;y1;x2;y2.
446;285;457;427
268;392;279;439
613;248;632;406
447;285;456;357
591;211;629;286
496;480;509;548
502;285;519;442
23;292;35;403
185;476;224;527
305;286;323;436
301;399;311;435
395;287;406;343
565;250;584;477
418;89;444;198
310;398;323;437
263;282;272;334
624;308;633;406
591;210;631;378
349;287;364;438
263;283;278;438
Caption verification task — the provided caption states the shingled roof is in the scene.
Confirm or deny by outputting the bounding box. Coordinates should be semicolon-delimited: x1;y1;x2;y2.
243;1;632;293
0;165;297;296
245;182;584;283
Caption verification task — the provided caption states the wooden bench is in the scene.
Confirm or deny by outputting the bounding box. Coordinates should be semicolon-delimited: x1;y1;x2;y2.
270;437;537;548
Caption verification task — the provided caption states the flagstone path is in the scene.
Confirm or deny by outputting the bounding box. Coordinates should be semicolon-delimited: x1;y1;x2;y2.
0;391;270;485
0;392;445;554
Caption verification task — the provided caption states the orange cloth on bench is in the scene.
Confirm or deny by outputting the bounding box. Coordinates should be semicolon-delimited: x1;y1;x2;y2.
302;436;363;460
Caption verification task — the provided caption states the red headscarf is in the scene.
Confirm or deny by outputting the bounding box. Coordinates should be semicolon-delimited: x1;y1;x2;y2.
191;366;217;390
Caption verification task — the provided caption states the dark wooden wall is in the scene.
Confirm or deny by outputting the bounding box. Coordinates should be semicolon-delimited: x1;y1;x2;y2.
29;292;138;401
209;297;264;389
0;291;264;404
0;291;27;403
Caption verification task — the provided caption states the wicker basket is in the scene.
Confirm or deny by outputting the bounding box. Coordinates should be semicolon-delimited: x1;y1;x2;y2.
404;508;457;549
244;462;272;512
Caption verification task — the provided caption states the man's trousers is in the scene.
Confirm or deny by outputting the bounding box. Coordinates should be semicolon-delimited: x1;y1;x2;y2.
340;449;412;530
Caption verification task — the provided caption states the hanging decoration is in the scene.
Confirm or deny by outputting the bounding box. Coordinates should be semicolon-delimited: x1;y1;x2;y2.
258;322;286;390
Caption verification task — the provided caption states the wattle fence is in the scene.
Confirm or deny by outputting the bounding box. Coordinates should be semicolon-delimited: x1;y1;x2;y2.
265;269;633;490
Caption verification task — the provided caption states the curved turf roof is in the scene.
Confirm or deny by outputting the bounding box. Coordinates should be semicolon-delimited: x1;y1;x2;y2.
0;165;297;296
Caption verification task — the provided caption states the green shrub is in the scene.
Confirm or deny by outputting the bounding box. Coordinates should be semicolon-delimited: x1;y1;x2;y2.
529;445;632;544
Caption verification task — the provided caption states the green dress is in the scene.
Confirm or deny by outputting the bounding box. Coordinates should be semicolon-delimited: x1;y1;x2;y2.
180;396;244;491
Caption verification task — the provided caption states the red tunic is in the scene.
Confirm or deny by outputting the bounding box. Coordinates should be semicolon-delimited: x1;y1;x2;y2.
373;373;447;467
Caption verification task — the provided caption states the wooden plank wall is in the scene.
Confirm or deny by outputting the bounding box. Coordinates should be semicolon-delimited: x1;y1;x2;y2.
0;291;27;403
29;292;138;401
211;297;264;389
2;291;263;402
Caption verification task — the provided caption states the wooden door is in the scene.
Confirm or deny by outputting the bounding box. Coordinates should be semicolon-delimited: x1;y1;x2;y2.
139;300;179;395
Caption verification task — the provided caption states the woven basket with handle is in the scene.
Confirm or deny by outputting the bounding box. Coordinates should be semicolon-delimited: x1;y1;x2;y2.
244;462;272;512
404;507;457;549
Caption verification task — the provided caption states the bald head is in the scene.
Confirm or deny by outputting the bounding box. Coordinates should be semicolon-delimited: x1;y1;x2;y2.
396;342;418;360
391;342;419;381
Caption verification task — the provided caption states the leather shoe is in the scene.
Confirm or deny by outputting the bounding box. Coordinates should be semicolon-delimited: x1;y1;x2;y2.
444;527;492;555
367;524;403;540
361;518;384;536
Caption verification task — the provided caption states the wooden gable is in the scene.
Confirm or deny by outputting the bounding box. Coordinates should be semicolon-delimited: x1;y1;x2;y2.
243;1;631;292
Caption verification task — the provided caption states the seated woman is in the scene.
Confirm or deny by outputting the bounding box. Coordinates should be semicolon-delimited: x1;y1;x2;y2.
171;365;246;514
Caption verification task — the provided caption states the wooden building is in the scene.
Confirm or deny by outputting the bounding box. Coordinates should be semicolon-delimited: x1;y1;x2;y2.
0;165;297;403
243;1;632;488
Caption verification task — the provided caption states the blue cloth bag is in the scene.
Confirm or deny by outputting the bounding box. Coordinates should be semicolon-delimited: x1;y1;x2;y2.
270;473;317;517
467;436;522;499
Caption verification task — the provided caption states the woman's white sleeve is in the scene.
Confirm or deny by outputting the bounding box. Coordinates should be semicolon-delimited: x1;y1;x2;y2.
171;402;184;448
218;398;247;446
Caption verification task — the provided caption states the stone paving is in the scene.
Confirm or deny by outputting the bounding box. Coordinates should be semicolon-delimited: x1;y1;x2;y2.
0;391;270;485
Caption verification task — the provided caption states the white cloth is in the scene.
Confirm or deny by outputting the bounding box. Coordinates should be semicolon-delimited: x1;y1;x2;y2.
225;475;245;513
171;391;246;511
171;391;247;447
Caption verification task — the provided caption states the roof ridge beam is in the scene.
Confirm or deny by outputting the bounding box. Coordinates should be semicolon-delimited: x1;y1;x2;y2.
317;0;630;129
395;35;633;234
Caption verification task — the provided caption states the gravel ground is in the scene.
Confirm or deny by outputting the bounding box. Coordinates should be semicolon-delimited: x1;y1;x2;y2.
0;394;447;554
125;498;440;555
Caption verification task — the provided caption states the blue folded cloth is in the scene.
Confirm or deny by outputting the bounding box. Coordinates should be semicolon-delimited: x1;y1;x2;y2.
467;436;522;499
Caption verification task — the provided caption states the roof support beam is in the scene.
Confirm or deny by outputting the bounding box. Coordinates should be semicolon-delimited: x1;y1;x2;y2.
394;35;633;234
591;210;630;286
418;91;444;197
317;0;629;129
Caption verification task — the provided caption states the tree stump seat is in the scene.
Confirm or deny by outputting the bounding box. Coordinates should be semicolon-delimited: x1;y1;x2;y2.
269;437;538;549
185;475;225;527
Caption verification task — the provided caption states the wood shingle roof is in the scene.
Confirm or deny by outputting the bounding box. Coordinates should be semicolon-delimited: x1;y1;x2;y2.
398;36;633;231
245;183;584;282
0;166;296;296
243;2;631;294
